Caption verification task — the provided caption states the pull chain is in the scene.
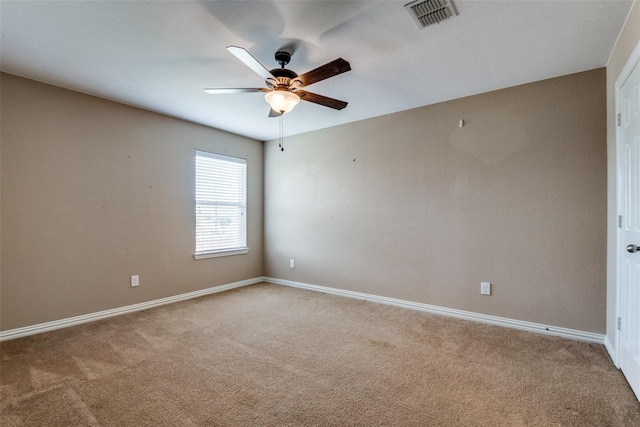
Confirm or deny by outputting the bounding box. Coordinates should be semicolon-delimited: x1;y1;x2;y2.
278;113;285;151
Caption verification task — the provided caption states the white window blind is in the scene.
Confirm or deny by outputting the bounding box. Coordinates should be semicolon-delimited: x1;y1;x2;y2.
195;151;247;258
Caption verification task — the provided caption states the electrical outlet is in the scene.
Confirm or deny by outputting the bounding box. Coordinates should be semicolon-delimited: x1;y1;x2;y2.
481;282;491;296
131;275;139;287
290;259;295;269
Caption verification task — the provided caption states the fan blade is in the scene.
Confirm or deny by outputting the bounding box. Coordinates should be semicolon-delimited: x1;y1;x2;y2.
292;58;351;88
268;108;283;118
296;90;348;110
227;46;275;81
204;88;269;94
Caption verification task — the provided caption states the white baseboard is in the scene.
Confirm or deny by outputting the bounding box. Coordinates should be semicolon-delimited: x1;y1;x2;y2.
264;277;605;344
0;277;264;342
1;276;606;345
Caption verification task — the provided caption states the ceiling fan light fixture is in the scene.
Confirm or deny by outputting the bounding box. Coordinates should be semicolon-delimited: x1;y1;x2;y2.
265;90;300;114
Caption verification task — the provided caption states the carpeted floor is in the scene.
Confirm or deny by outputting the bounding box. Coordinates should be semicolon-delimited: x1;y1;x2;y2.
1;283;639;426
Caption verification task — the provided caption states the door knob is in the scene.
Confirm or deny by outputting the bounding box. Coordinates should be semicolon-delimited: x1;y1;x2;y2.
628;244;639;253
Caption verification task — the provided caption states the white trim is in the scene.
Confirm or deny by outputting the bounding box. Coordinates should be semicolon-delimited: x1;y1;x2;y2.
615;38;640;89
605;336;617;365
195;150;247;164
264;277;605;344
0;277;264;342
611;38;640;367
194;247;249;259
1;275;606;345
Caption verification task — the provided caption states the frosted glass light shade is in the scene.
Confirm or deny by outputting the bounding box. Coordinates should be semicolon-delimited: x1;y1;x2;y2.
265;90;300;114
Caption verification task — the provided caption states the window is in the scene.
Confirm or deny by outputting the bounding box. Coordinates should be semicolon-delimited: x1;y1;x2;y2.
194;150;248;259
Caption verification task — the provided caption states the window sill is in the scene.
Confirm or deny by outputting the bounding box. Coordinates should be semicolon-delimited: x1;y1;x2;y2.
194;248;249;260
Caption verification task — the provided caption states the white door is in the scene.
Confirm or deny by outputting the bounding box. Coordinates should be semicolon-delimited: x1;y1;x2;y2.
619;56;640;401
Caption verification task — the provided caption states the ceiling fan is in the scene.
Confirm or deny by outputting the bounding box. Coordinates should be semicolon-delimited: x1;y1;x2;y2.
205;46;351;117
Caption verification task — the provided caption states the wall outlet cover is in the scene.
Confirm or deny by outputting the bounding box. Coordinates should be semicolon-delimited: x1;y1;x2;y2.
481;282;491;295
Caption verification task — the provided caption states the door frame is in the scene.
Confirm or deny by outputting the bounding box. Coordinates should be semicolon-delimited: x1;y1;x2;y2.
613;38;640;368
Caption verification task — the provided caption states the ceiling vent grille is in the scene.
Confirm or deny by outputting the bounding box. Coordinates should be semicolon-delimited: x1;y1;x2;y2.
404;0;457;29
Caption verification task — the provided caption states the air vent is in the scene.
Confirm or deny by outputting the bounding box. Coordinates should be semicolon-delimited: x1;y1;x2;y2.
404;0;457;29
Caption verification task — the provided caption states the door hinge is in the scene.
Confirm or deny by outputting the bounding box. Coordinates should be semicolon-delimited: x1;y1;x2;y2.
617;113;621;127
618;215;623;228
617;317;621;331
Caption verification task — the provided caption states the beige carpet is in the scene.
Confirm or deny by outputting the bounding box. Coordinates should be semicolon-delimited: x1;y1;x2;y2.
1;283;639;426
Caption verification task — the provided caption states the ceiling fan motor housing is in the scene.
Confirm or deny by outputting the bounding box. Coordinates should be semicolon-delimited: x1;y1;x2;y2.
270;68;298;79
268;68;298;90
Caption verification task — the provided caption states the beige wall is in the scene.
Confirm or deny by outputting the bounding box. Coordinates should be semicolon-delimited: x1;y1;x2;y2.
0;73;264;331
265;68;607;333
606;1;640;352
0;65;612;335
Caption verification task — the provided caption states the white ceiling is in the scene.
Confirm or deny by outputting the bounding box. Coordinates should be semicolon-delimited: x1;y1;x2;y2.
0;1;633;142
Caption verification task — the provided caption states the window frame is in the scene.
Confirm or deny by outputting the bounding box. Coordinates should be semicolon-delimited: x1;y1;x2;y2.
194;150;248;260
